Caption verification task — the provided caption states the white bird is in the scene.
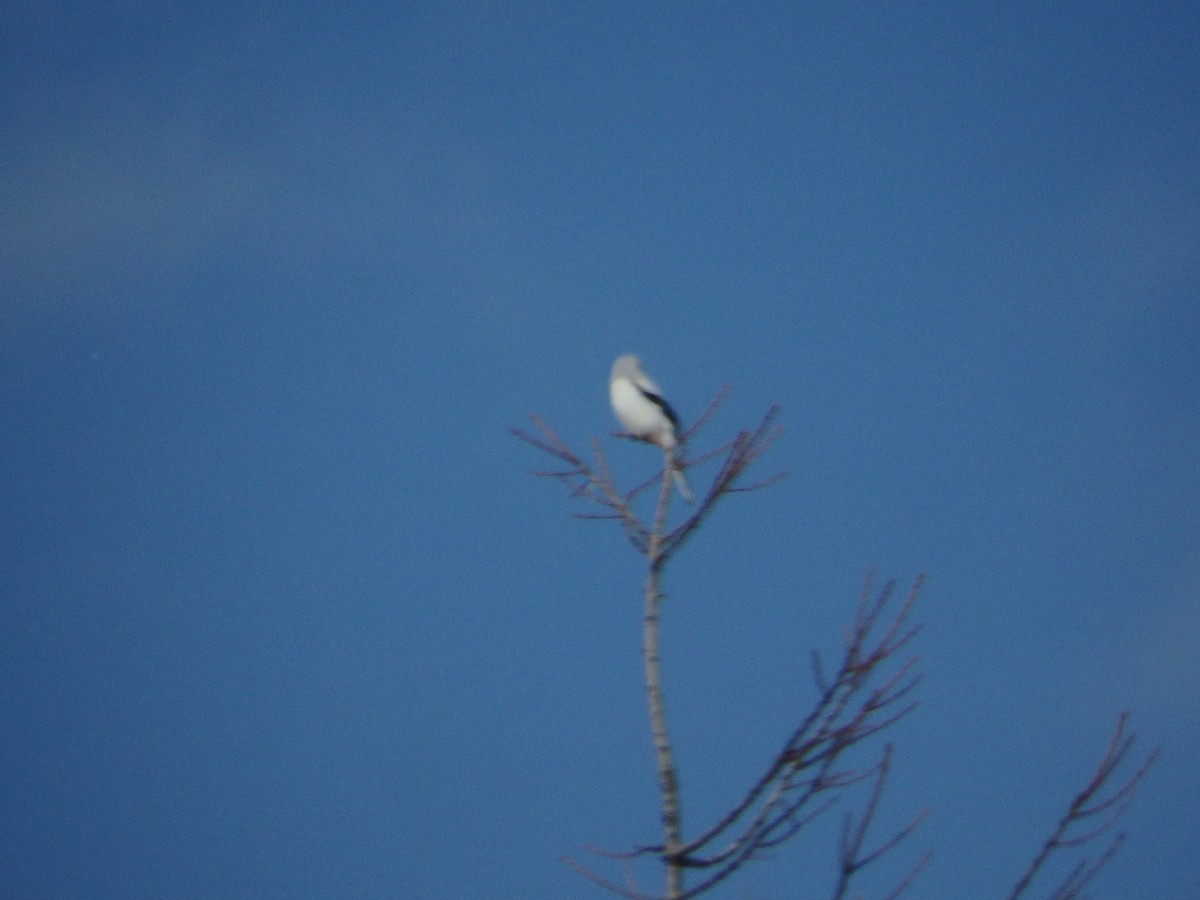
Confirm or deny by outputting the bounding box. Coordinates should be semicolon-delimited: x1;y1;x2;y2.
609;354;694;503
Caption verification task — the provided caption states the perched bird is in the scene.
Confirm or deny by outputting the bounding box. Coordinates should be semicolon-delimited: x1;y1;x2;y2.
609;354;694;503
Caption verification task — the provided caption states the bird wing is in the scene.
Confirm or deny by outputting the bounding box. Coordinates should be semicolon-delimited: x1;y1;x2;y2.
634;382;682;433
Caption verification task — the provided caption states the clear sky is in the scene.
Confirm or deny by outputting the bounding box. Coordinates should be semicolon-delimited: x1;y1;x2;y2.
2;3;1198;898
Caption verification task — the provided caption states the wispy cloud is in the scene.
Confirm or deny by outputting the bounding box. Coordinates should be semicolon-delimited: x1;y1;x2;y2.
1;98;264;329
1122;546;1200;725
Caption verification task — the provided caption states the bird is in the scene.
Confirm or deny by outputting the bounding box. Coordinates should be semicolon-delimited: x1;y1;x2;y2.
609;354;694;503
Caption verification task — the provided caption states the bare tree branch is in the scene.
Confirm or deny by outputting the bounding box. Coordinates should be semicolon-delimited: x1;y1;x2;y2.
1007;712;1159;900
832;745;929;900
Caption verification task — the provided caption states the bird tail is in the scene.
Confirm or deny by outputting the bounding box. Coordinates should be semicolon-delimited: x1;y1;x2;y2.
672;466;694;505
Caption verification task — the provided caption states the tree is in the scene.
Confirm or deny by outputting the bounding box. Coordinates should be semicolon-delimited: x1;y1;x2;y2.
514;391;1156;899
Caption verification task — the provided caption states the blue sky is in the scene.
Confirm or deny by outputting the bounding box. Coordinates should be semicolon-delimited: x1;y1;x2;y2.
2;3;1198;897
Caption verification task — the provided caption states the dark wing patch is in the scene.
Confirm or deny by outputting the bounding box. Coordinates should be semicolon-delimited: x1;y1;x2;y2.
636;385;682;432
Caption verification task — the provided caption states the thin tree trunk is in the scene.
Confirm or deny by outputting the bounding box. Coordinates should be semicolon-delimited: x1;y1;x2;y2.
645;451;683;898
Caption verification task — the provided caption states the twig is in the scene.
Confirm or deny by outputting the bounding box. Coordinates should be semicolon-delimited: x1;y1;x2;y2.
1007;712;1159;900
832;745;929;899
